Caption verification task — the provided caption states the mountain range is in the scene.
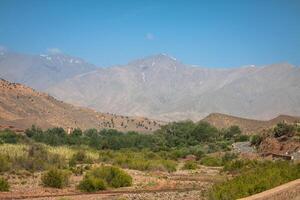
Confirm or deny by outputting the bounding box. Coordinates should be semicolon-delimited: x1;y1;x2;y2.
0;49;300;122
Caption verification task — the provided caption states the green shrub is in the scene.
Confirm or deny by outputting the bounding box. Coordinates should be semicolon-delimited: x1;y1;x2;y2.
182;161;198;170
250;134;263;146
274;122;295;137
103;150;177;172
48;153;68;169
72;150;87;162
78;176;106;192
223;159;259;173
221;152;238;164
0;155;11;173
0;177;9;191
235;135;249;142
200;156;223;166
0;129;19;144
71;166;84;176
160;160;177;172
210;161;300;200
223;126;242;140
41;168;70;188
79;166;132;192
69;150;93;167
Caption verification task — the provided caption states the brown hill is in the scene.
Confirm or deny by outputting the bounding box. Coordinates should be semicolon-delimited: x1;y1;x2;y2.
202;113;300;134
0;79;163;133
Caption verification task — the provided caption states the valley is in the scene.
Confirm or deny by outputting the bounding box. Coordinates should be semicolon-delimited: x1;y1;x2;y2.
1;1;299;199
0;77;299;200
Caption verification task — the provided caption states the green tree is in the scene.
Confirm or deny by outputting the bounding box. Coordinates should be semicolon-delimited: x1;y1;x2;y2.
192;122;218;143
223;125;242;140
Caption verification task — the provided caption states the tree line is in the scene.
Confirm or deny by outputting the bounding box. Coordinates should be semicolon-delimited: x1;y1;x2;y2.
20;121;247;151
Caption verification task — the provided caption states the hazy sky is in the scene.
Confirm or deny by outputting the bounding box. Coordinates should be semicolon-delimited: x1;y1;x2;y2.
0;0;299;67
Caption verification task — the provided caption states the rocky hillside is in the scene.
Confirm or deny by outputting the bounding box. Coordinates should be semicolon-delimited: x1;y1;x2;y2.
202;113;300;134
46;54;300;121
255;123;300;160
0;79;162;132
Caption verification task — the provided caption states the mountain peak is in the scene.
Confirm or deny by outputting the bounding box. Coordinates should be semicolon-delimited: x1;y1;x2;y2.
149;53;178;61
39;53;85;65
128;53;182;71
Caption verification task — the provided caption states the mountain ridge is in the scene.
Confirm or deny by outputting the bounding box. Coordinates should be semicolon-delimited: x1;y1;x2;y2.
0;50;299;121
0;50;97;90
46;55;300;121
0;78;163;132
201;112;300;134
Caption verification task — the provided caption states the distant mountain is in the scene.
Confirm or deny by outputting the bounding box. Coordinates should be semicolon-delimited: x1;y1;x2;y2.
0;49;96;90
0;79;162;132
202;113;300;134
1;51;299;121
46;54;300;121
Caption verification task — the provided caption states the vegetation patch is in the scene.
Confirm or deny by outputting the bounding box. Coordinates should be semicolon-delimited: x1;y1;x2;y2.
69;150;93;167
182;160;198;170
99;150;177;172
200;156;223;167
0;177;9;191
41;168;71;188
78;175;107;192
210;161;300;200
78;166;132;192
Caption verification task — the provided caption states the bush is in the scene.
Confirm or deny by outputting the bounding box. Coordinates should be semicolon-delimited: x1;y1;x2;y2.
222;152;238;164
182;161;198;170
223;126;242;140
274;122;295;137
69;150;93;167
0;177;9;191
235;135;249;142
0;155;11;173
192;122;219;142
250;134;263;146
79;166;132;192
48;153;68;169
0;129;19;144
200;156;223;166
41;168;70;188
223;159;258;173
78;176;106;192
161;160;177;172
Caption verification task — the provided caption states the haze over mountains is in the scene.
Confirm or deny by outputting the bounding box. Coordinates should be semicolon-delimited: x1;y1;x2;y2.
1;49;300;121
0;48;96;90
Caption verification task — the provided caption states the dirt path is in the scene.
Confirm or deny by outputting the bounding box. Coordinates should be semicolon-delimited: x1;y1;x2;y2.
0;187;206;200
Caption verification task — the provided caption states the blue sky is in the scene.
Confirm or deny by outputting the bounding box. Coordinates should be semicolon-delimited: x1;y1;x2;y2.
0;0;299;67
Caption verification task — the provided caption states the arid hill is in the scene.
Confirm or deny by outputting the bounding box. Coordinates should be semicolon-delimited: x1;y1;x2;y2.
0;79;163;133
202;113;300;134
